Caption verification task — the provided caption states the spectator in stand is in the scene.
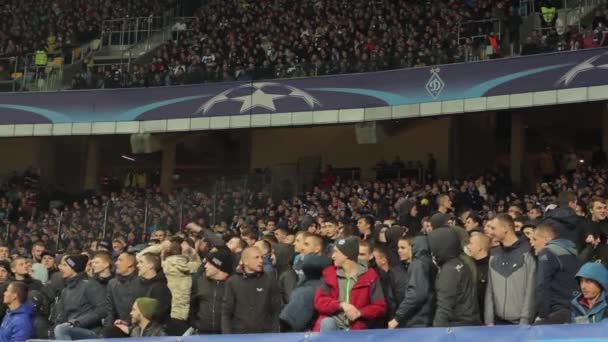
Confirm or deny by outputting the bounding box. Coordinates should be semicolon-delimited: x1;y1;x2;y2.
90;251;113;287
222;246;281;334
531;224;581;324
485;214;536;325
104;252;140;337
136;253;171;325
313;237;386;331
543;192;583;246
114;298;166;337
10;257;42;292
428;228;480;327
1;281;34;342
53;255;106;340
578;197;608;263
571;262;608;323
190;248;233;335
465;232;491;321
272;243;297;305
388;236;435;329
280;254;332;332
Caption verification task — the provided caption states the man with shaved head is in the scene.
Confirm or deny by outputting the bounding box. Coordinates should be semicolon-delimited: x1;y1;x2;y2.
222;247;281;334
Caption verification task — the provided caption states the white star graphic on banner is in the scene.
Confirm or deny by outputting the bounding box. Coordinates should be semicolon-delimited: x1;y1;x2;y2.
198;89;232;114
232;89;287;113
285;85;321;108
556;54;608;86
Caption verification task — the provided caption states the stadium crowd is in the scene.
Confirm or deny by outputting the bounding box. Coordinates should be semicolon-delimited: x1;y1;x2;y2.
0;0;173;60
69;0;608;90
0;150;608;339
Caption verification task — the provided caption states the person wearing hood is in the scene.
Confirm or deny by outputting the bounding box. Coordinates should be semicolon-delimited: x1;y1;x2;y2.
1;282;34;342
571;262;608;323
280;254;332;332
397;199;421;236
532;224;581;324
222;246;282;334
313;237;386;331
136;253;171;325
428;228;480;327
53;255;107;340
542;191;582;245
190;248;234;334
485;214;536;326
388;236;436;329
272;243;297;304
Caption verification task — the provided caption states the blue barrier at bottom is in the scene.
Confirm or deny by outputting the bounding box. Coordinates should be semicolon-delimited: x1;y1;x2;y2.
29;323;608;342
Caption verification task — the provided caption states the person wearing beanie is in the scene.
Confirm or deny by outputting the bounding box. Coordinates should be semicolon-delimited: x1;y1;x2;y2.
313;237;386;331
114;297;166;337
191;248;234;334
53;254;107;340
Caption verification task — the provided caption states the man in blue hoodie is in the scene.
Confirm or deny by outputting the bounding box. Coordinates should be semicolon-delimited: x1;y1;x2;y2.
571;262;608;323
1;281;34;342
531;224;582;324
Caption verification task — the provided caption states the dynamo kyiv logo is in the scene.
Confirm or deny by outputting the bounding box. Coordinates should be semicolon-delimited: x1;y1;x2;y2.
425;67;445;99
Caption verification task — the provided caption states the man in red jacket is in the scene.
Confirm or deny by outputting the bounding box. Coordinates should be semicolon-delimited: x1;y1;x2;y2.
313;237;386;331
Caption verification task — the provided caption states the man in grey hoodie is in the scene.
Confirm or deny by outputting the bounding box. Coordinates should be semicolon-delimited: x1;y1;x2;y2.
485;214;536;325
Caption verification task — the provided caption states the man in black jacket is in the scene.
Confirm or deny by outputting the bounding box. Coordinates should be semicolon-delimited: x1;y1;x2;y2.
91;251;113;288
222;246;281;334
531;224;581;324
11;257;43;292
428;228;480;327
53;255;107;340
103;252;141;337
190;248;234;334
542;191;582;245
465;232;490;321
137;253;171;324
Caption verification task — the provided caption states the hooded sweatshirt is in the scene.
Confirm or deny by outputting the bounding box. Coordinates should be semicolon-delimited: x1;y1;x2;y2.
571;262;608;323
428;228;480;327
536;238;581;320
543;207;583;245
485;236;536;325
279;254;332;332
393;236;436;328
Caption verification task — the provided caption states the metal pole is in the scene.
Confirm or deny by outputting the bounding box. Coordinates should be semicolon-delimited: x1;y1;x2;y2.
55;211;63;252
143;198;149;235
102;202;110;239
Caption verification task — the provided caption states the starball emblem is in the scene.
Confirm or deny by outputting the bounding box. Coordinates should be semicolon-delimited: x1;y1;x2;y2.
425;67;445;99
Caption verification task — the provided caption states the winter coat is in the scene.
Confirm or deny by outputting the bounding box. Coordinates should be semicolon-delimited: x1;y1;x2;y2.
536;239;581;319
0;301;35;342
428;228;480;327
313;263;387;331
55;274;107;328
543;207;583;245
139;272;172;323
393;236;436;328
106;272;141;325
222;270;282;334
485;236;536;325
273;243;298;304
279;254;332;332
190;275;228;334
571;262;608;323
129;322;167;337
163;253;201;320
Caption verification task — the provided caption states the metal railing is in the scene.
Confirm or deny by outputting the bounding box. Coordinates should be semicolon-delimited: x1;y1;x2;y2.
0;57;20;92
100;16;166;50
457;18;502;44
520;0;607;16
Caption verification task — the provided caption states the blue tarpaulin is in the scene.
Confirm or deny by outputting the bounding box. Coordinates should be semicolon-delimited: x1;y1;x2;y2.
30;324;608;342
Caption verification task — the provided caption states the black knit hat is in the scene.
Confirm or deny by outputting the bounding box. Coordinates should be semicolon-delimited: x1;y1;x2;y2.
206;249;235;275
65;255;89;273
334;237;359;262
